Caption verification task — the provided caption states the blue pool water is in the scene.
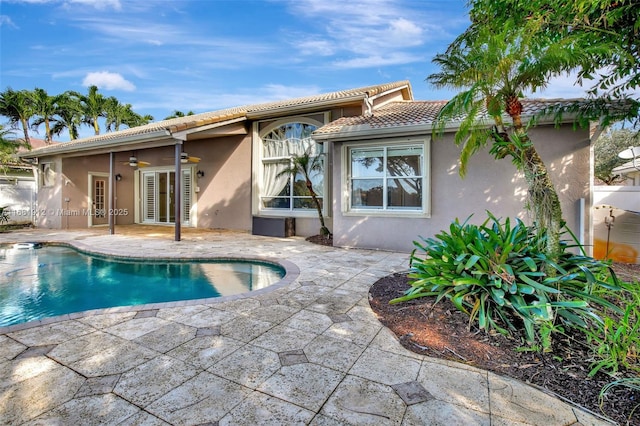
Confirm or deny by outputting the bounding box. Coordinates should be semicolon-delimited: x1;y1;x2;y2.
0;245;285;327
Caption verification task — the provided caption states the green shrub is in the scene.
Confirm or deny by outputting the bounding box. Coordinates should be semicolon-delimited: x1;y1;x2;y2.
584;280;640;376
392;213;621;350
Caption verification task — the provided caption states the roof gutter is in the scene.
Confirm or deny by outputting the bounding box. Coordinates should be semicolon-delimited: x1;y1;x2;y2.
19;129;173;158
313;112;587;142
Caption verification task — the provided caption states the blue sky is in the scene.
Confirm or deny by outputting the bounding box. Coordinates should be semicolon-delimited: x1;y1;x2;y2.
1;0;590;141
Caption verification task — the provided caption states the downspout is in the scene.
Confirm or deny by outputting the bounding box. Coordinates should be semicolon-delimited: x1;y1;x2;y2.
109;152;115;235
174;142;182;241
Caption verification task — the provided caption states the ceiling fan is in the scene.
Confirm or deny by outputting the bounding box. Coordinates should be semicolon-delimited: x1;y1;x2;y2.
163;152;201;163
123;156;150;168
181;152;201;163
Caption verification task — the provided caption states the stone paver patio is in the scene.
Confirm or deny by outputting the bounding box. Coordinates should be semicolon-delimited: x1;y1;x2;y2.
0;227;615;425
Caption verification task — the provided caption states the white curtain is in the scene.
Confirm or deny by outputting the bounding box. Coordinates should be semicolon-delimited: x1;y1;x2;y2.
262;137;318;200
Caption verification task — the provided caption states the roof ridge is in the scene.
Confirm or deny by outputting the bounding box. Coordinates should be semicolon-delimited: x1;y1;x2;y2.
26;81;411;154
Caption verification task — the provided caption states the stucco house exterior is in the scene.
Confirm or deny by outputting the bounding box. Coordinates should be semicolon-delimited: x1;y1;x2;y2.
19;81;595;253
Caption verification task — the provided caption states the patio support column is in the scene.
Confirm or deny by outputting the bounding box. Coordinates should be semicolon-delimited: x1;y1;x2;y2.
109;151;115;235
174;142;181;241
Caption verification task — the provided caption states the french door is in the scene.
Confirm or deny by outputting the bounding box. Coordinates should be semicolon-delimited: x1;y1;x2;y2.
90;174;109;226
141;169;192;225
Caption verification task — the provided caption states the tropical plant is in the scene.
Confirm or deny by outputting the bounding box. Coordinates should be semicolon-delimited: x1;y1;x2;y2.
72;85;106;135
164;110;195;120
0;125;24;171
583;280;640;376
30;87;63;143
50;91;83;140
391;213;622;350
104;97;152;131
0;87;34;148
466;0;640;103
276;145;330;237
427;20;588;262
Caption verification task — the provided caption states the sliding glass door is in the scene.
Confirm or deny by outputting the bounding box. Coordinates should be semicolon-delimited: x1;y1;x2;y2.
141;169;192;225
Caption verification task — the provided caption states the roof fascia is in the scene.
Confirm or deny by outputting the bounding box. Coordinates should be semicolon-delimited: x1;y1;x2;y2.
19;129;173;159
313;112;586;142
246;96;368;120
171;116;247;141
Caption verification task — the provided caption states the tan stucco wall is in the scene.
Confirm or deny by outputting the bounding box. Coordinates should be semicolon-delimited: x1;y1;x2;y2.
331;124;592;252
190;135;253;231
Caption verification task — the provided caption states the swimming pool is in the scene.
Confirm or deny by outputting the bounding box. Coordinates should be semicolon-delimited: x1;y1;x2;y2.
0;244;285;327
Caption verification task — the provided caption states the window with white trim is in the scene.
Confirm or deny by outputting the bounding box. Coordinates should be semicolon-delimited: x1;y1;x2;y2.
260;122;324;211
348;141;428;213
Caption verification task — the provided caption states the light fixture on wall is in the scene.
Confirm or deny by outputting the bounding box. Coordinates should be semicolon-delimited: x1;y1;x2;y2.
196;170;205;178
115;174;122;181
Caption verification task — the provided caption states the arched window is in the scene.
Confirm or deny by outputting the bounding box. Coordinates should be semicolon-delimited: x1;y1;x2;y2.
260;121;323;211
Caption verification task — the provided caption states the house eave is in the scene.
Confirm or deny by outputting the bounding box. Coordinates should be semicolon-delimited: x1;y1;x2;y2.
19;129;174;159
313;112;585;142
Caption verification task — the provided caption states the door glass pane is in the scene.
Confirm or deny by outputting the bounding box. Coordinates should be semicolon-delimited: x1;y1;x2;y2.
94;179;105;217
169;172;175;223
159;173;167;222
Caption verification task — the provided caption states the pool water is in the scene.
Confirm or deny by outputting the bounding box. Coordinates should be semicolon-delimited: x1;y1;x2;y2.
0;245;284;327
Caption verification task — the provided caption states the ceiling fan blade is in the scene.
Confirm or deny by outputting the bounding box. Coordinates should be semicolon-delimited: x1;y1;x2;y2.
138;161;151;167
187;156;201;163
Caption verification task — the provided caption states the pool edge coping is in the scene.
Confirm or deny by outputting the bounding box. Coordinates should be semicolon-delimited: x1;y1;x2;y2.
0;240;301;334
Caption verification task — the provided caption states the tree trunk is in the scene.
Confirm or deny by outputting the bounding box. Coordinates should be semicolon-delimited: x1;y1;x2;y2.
20;117;31;148
521;142;564;261
306;179;330;237
508;103;563;262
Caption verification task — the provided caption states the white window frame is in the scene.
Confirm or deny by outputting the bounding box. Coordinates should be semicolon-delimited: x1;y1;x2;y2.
343;137;431;217
252;114;330;218
135;166;195;226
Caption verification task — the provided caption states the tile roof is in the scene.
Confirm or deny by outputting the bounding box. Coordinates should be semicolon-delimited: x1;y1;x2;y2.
22;81;411;157
313;99;584;138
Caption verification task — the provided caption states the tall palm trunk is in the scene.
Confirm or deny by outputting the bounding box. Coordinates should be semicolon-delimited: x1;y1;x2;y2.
19;117;31;148
508;100;563;261
306;178;330;237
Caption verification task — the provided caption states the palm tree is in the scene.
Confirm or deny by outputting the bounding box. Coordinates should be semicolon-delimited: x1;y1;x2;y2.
164;110;195;120
50;91;83;141
277;145;330;237
73;85;106;135
0;87;34;148
0;124;23;171
105;97;153;131
30;87;62;143
428;21;581;260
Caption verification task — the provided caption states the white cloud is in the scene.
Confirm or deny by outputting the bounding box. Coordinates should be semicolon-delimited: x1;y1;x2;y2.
65;0;121;10
11;0;121;8
296;39;335;56
0;15;18;28
82;71;135;91
333;52;424;69
285;0;460;68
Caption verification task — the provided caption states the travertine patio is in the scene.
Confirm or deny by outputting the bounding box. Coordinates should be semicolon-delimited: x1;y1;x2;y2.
0;227;614;425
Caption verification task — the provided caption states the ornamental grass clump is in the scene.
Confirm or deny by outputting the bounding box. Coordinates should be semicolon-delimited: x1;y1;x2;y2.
391;213;622;351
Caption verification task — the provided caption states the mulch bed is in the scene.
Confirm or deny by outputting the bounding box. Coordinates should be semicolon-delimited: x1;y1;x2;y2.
304;233;639;424
368;264;640;426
